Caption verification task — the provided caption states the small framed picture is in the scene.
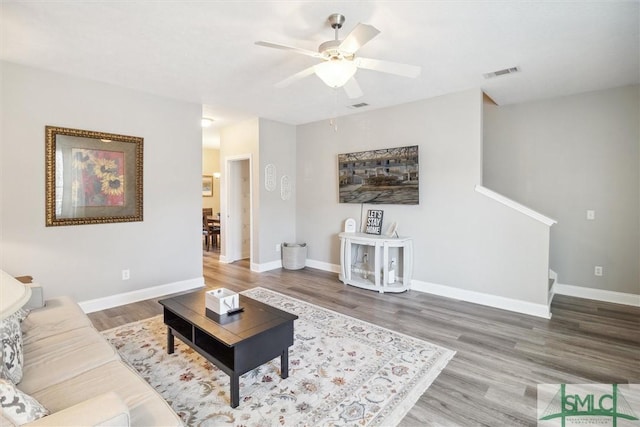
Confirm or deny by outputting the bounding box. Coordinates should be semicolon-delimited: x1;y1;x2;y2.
365;209;384;235
202;175;213;197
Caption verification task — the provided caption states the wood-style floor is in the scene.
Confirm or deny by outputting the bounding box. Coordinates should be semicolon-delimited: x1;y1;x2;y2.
88;249;640;426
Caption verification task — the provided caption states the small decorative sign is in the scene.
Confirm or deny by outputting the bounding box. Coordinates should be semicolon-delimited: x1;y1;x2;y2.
281;175;291;200
365;209;384;235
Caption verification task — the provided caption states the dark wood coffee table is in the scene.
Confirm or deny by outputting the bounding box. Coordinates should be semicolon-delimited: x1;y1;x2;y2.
158;289;298;408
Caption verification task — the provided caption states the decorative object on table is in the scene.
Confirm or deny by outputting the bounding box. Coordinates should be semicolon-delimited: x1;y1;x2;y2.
103;287;454;426
45;126;143;226
338;145;419;205
365;209;383;235
280;175;291;200
361;252;369;279
385;221;398;237
343;217;356;233
205;288;239;314
202;175;214;197
264;163;276;191
388;257;397;284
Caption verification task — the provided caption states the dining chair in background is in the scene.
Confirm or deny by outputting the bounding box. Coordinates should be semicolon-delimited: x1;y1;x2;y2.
202;208;214;251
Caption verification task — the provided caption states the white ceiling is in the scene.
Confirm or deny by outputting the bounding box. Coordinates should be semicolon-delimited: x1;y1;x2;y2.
2;1;638;149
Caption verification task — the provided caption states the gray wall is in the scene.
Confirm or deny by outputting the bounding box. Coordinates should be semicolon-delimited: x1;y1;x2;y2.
219;118;296;268
484;85;639;295
258;119;297;264
0;61;203;301
296;89;551;307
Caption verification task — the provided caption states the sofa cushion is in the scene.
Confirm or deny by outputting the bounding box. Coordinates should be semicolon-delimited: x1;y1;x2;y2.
1;310;26;384
31;360;182;426
0;378;49;425
22;392;129;427
21;297;92;346
19;326;119;395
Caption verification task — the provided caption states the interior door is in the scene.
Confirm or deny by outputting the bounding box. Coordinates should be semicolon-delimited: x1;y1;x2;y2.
227;158;251;262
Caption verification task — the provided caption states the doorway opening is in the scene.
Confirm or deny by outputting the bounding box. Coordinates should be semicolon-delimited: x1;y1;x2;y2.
223;155;252;264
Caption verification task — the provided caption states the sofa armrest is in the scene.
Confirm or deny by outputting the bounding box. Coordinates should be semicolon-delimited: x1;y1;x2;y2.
25;392;130;427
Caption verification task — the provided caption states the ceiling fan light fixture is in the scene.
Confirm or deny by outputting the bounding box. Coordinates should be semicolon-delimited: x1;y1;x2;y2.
314;59;357;88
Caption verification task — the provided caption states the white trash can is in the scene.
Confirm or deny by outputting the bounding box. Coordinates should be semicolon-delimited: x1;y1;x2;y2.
282;243;307;270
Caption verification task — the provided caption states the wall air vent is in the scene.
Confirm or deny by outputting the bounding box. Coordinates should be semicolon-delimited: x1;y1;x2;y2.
483;66;520;79
348;102;369;109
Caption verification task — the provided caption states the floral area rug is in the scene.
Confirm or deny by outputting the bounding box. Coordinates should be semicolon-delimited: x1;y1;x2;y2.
102;287;454;426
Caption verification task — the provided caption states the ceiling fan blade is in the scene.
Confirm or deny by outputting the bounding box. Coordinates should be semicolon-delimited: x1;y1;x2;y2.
338;23;380;54
343;77;363;99
355;57;421;78
275;65;317;88
255;41;322;58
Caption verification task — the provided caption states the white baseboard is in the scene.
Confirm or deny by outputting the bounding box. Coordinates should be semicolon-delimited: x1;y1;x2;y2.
305;259;341;274
251;260;283;272
411;279;552;319
305;261;550;317
554;283;640;307
79;277;205;313
250;258;340;274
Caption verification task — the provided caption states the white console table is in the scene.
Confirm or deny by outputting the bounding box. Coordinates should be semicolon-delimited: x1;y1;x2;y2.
338;232;413;293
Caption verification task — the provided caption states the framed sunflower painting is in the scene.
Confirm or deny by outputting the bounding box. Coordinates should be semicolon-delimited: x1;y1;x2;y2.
45;126;143;226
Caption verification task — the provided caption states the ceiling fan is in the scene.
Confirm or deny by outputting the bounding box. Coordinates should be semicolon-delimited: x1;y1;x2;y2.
255;13;421;99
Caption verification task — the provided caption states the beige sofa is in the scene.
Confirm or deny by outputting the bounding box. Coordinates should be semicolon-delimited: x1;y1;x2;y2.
1;284;182;426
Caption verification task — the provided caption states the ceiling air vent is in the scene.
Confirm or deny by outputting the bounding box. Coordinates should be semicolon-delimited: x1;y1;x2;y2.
483;66;520;79
348;102;369;109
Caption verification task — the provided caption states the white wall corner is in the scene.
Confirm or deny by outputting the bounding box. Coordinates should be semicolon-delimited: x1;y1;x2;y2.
218;255;232;264
411;279;552;319
553;283;640;307
79;277;205;313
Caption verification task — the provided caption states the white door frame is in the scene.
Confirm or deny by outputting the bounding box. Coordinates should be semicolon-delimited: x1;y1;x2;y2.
220;154;253;264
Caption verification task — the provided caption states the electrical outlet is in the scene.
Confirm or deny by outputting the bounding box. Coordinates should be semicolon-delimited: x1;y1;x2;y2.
122;269;130;280
587;210;595;220
594;266;603;277
275;244;281;252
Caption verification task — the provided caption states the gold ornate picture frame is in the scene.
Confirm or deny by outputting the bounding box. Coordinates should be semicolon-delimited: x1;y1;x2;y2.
45;126;143;226
202;175;213;197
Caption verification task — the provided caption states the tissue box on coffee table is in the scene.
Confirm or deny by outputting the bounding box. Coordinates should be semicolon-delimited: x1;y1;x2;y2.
205;288;239;314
